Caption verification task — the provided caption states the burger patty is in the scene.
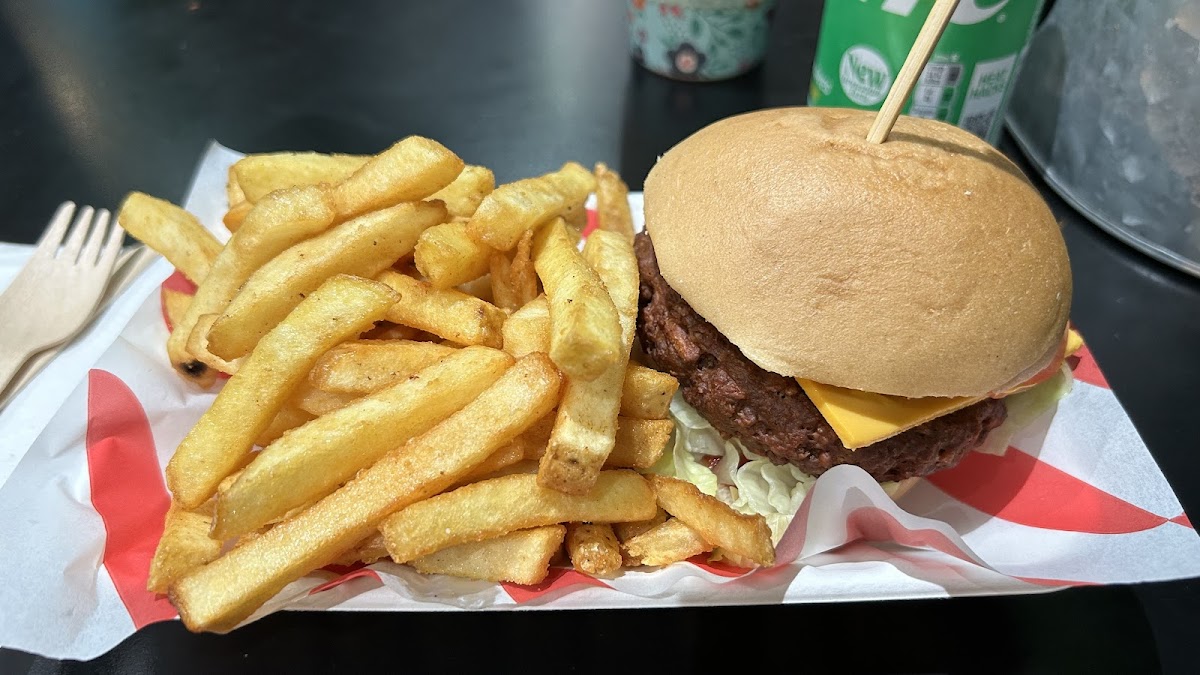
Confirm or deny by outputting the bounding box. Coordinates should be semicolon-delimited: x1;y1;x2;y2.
634;232;1007;483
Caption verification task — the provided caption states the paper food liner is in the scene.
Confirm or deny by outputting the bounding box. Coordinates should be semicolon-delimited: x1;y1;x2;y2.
1;143;1197;660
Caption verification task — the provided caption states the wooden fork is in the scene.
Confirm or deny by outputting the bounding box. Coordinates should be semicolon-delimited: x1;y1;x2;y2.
0;202;125;395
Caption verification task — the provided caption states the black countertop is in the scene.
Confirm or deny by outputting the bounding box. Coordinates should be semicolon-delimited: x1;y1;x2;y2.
2;1;1197;672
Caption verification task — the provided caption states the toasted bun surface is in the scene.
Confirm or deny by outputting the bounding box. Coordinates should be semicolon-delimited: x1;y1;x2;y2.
643;107;1071;398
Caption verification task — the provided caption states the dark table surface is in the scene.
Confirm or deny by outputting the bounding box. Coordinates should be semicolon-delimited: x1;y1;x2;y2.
2;1;1197;673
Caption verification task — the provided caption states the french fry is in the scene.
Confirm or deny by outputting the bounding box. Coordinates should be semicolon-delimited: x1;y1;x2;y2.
207;200;446;360
254;405;314;448
360;321;422;341
539;230;638;494
457;273;495;303
648;476;775;568
165;275;398;509
562;201;587;231
380;470;656;563
213;347;513;540
490;230;538;312
185;314;239;376
621;365;679;419
170;185;337;385
594;162;635;242
467;162;596;251
413;221;494;290
502;295;550;358
222;201;252;234
533;219;622;381
622;517;712;567
308;339;457;395
333;532;390;567
147;502;221;594
162;288;191;334
226;165;246;208
290;382;358;416
456;440;529;486
522;417;672;470
428;165;495;218
170;354;561;632
118;192;223;285
614;508;668;566
411;525;566;585
566;523;622;576
377;270;506;348
232;152;368;203
327;137;463;219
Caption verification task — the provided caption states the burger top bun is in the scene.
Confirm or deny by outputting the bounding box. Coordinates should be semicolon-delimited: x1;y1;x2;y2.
643;107;1072;399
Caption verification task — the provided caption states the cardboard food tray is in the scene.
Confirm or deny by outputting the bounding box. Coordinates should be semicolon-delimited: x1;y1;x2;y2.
1;143;1197;660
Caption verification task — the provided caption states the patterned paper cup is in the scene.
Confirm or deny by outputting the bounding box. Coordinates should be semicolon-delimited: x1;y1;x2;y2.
627;0;777;82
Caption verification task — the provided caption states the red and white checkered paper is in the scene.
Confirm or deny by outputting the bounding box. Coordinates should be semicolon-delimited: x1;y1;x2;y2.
1;143;1197;660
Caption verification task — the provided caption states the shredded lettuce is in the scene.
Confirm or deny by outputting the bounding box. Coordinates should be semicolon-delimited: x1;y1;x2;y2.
656;366;1073;543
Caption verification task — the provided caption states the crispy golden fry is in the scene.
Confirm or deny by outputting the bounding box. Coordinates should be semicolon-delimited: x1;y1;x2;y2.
411;525;566;584
539;230;638;494
207;201;446;360
328;137;463;219
456;440;529;486
566;523;622;576
623;517;712;567
255;405;314;448
467;162;596;251
502;295;550;358
428;165;495;218
614;508;669;566
170;354;561;632
170;185;337;384
648;476;775;568
377;270;506;348
594;163;635;242
118;192;223;285
561;201;587;231
333;532;391;567
308;339;456;394
621;365;679;420
162;288;192;334
291;382;358;416
165;275;398;509
226;165;246;208
523;417;671;470
147;502;221;594
413;221;494;290
222;201;252;234
232;152;368;203
533;219;622;381
213;347;513;540
185;314;240;376
457;273;494;303
381;470;655;563
490;230;539;312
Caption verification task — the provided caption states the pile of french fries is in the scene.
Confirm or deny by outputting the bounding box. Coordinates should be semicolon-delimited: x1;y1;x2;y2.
117;138;776;633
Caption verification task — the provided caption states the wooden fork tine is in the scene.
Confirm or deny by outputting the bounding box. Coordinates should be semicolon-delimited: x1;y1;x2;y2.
35;201;77;253
82;208;111;264
99;216;126;270
61;205;95;262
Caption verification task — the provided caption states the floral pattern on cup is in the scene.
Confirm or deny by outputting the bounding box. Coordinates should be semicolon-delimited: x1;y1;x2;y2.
627;0;776;81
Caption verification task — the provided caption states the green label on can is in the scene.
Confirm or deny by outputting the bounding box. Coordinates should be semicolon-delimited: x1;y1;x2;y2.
808;0;1045;143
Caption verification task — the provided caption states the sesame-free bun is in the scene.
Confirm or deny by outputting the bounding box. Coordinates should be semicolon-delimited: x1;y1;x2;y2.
643;107;1071;398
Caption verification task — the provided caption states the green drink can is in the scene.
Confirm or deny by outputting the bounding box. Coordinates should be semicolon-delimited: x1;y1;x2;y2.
808;0;1046;144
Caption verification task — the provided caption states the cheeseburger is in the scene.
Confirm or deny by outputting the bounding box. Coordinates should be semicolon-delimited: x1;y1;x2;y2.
636;107;1076;503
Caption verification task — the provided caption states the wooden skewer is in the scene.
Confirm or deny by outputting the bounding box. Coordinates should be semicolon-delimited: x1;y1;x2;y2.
866;0;961;144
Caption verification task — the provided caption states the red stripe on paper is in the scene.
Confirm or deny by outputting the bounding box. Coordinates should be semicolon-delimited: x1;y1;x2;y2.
1068;343;1110;389
308;568;382;595
161;269;197;295
928;446;1170;534
501;567;610;603
843;507;978;566
581;208;599;238
687;555;751;578
1170;514;1193;529
85;370;178;627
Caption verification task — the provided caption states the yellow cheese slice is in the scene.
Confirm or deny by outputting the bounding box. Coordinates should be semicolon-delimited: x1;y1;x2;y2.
798;328;1085;450
796;379;980;450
